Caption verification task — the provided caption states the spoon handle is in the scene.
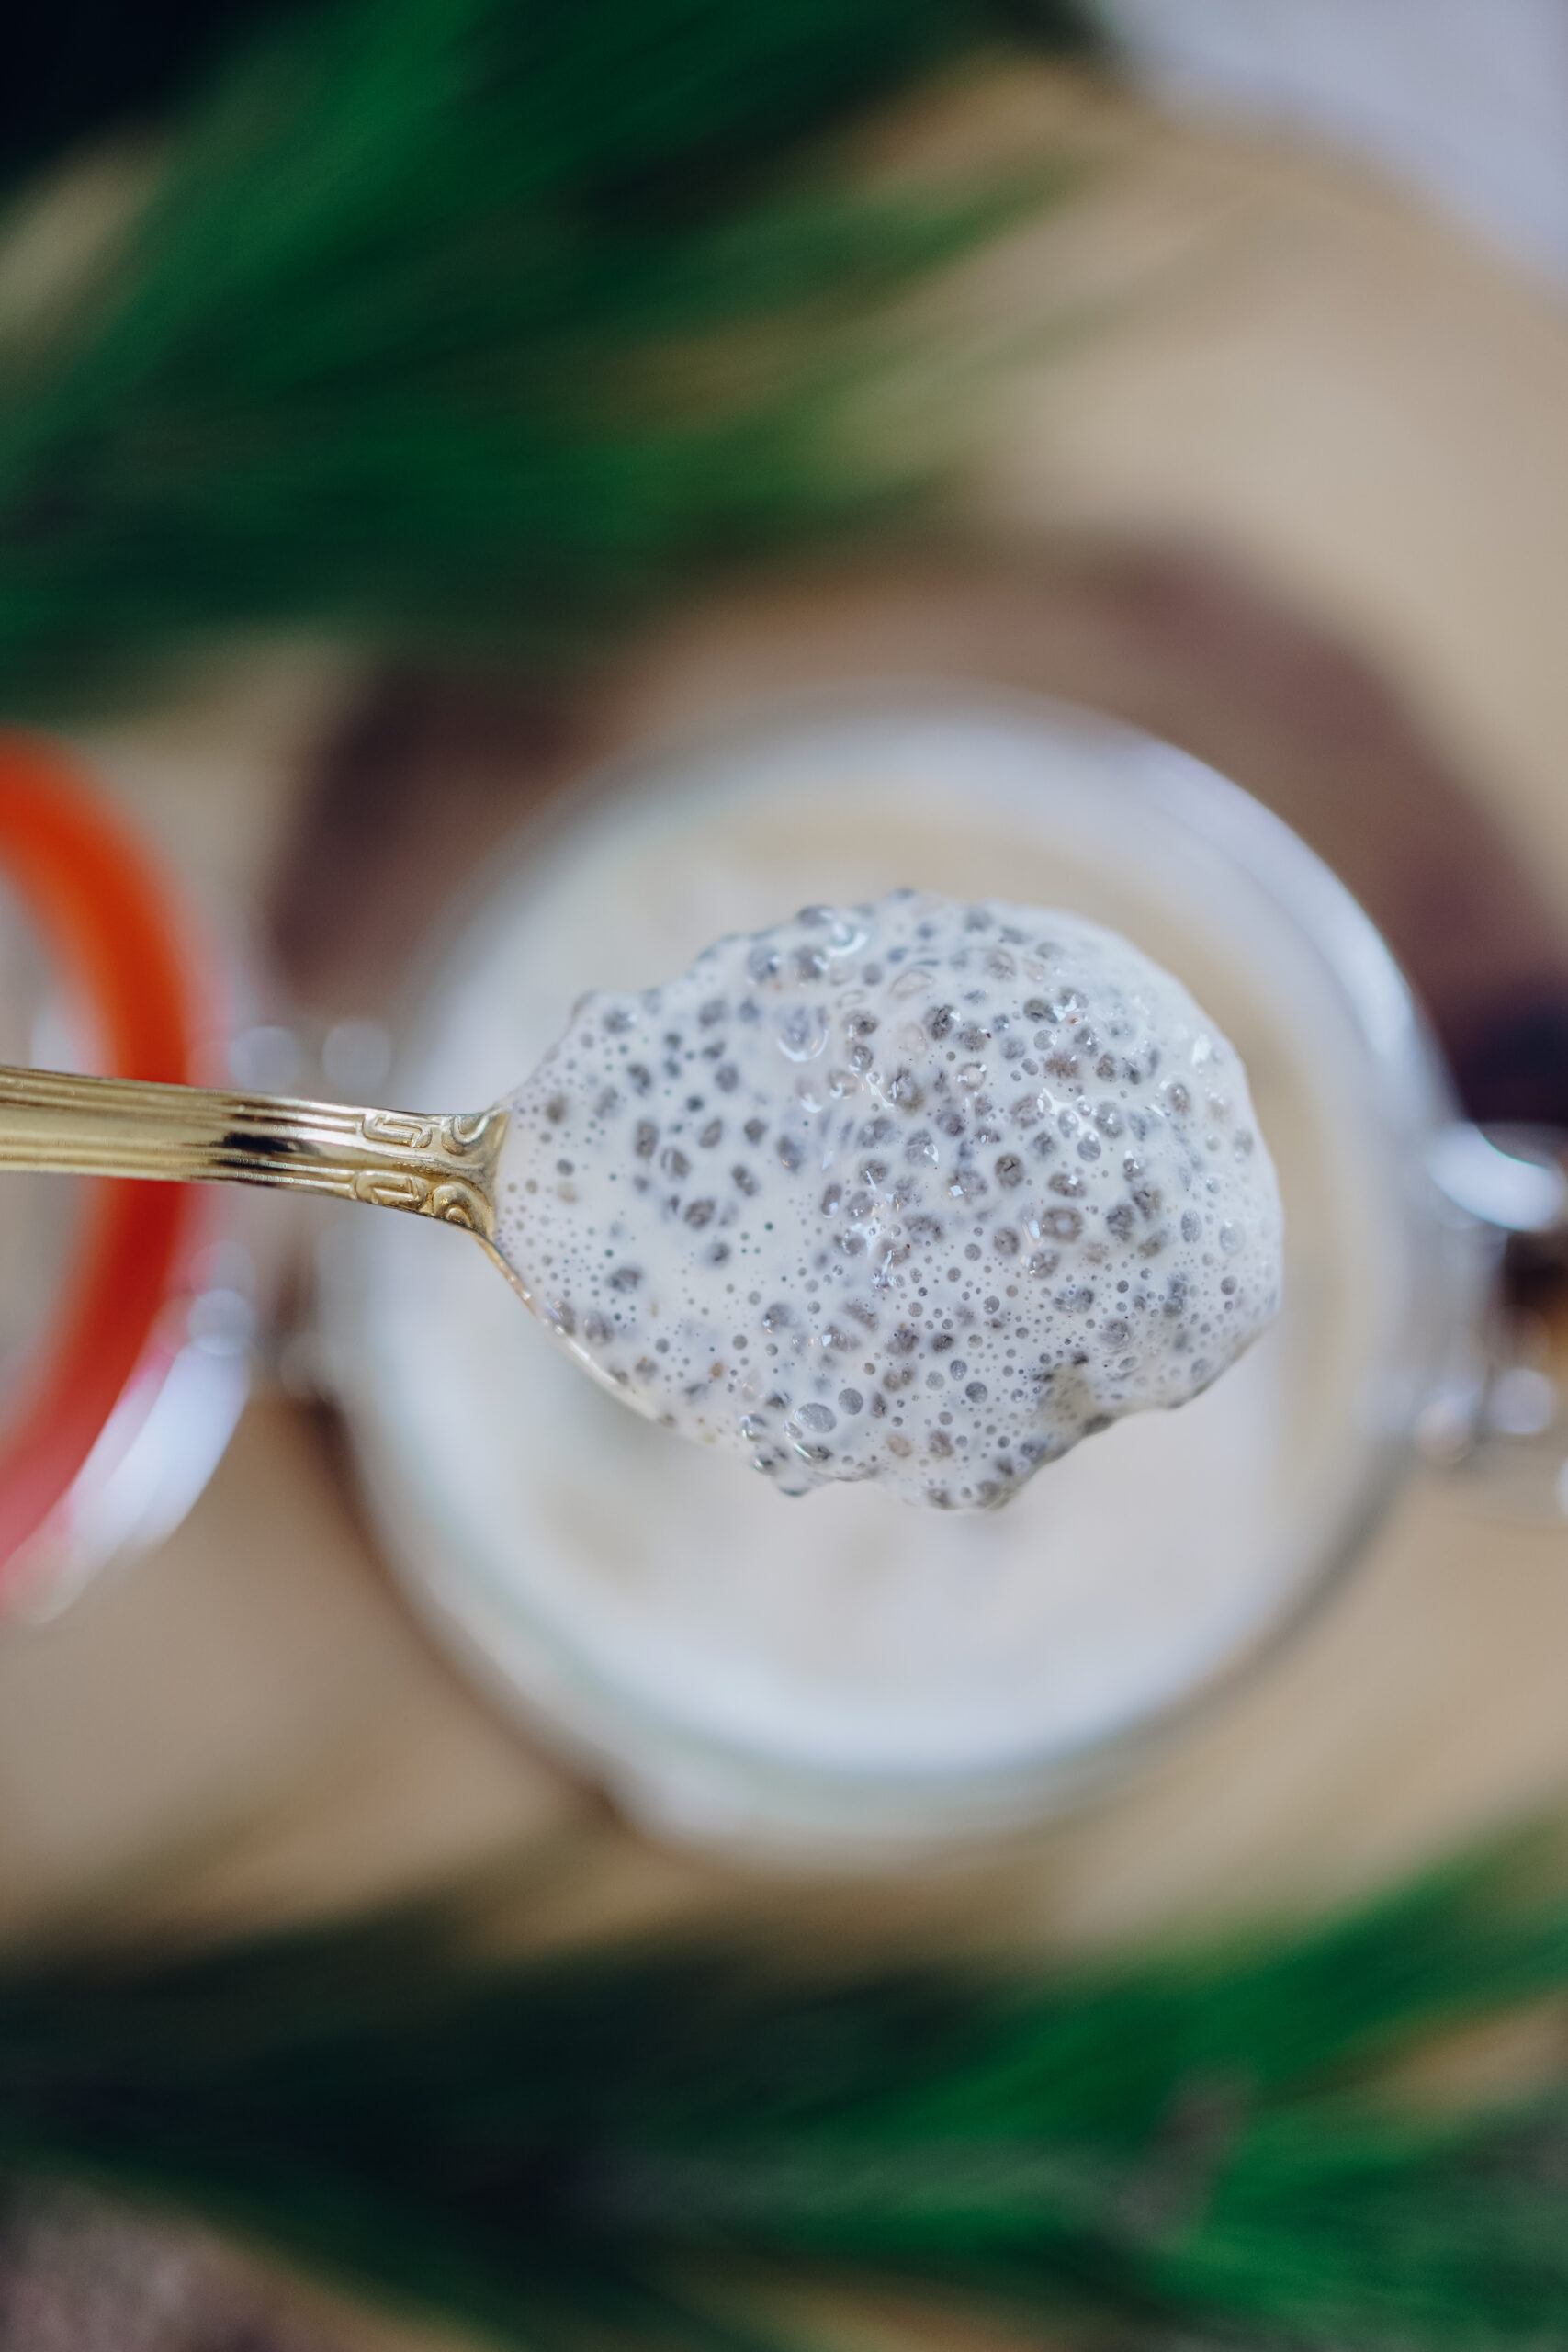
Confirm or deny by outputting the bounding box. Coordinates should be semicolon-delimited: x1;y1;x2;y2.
0;1064;506;1241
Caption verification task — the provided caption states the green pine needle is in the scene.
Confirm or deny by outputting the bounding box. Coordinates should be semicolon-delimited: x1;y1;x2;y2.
0;0;1095;714
5;1832;1568;2347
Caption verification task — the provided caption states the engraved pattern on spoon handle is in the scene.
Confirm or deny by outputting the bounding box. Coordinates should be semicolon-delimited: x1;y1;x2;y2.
0;1065;506;1238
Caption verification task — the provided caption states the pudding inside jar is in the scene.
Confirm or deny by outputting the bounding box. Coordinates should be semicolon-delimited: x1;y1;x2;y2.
344;696;1461;1856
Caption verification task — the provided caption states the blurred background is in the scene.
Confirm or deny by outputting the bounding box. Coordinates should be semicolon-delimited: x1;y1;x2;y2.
6;2;1568;2344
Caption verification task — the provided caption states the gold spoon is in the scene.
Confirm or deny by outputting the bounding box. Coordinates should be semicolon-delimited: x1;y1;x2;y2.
7;1063;1568;1261
0;1063;522;1288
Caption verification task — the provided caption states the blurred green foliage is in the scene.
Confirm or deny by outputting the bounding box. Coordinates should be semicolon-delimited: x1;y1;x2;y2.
6;1833;1568;2346
0;0;1097;713
0;0;326;189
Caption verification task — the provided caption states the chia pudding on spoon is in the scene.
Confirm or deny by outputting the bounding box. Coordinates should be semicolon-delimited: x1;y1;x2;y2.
496;889;1282;1510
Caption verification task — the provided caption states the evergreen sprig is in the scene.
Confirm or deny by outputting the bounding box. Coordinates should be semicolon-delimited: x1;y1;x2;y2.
0;0;1094;714
4;1834;1568;2347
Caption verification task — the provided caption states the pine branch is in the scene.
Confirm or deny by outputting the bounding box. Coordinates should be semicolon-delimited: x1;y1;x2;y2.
3;1835;1568;2346
0;0;1095;715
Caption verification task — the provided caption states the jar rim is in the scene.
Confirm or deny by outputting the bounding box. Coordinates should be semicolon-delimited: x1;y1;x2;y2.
345;684;1483;1857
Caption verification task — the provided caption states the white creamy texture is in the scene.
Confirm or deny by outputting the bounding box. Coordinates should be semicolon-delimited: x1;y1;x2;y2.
495;892;1282;1511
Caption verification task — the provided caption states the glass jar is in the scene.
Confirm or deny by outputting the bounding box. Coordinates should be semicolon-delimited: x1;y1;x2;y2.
337;691;1488;1860
0;733;251;1616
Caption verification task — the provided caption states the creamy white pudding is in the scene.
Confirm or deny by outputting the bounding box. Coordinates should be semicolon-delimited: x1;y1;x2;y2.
498;892;1282;1510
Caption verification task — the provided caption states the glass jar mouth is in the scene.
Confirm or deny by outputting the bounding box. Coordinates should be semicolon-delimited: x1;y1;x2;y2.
0;733;225;1599
344;683;1484;1859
